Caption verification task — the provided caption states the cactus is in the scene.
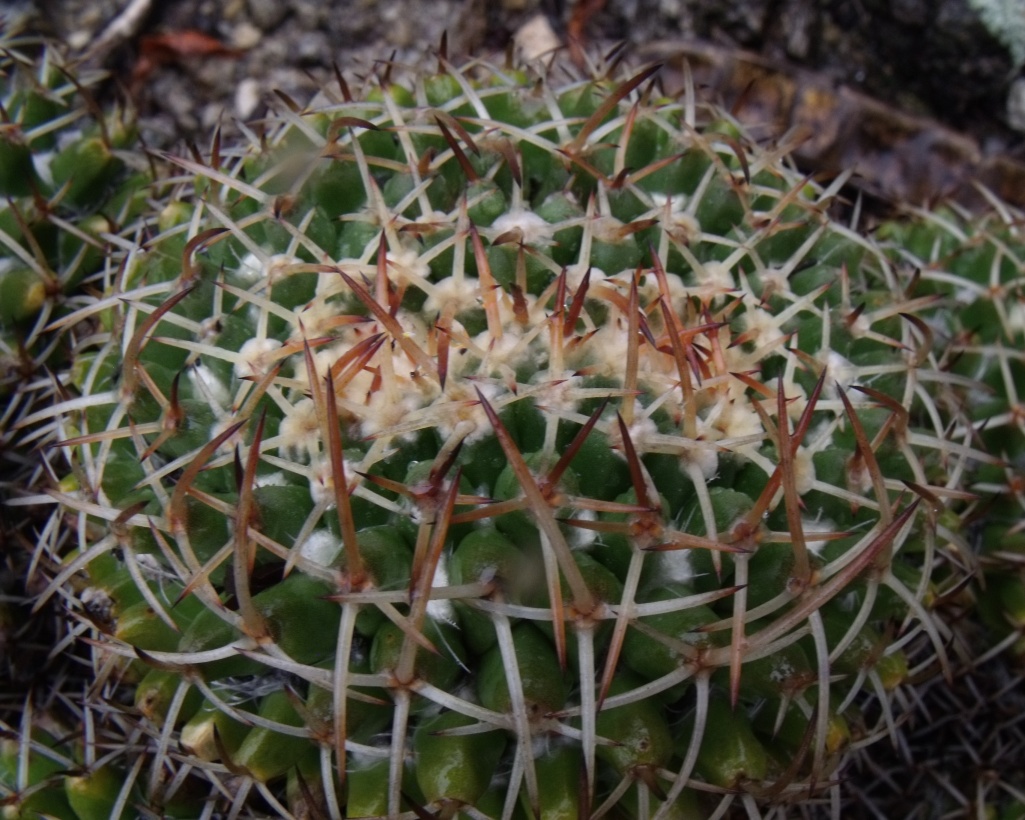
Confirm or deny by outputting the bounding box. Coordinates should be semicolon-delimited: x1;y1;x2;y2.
876;202;1025;655
0;19;148;548
0;22;148;472
23;49;1011;818
846;202;1025;818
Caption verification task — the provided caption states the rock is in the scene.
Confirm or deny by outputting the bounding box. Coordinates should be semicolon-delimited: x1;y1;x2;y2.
295;30;329;64
514;14;560;63
247;0;289;30
231;20;263;49
234;77;262;119
1008;76;1025;131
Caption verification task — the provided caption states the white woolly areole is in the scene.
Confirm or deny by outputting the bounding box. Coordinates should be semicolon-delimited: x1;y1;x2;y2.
198;315;222;345
568;508;598;548
472;323;534;372
591;216;628;244
80;586;113;610
741;306;785;349
657;548;697;584
387;246;431;286
769;655;799;684
236;252;264;282
682;442;719;481
1007;299;1025;335
427;561;456;624
267;254;299;282
650;194;701;246
758;266;787;295
609;415;660;457
209;416;246;454
308;457;359;508
234;338;282;380
288;346;336;393
846;452;875;496
782;381;809;422
671;212;702;245
278;398;320;459
423;275;481;315
846;309;872;339
490;210;552;245
968;0;1025;66
315;261;359;300
650;192;684;212
564;262;607;297
637;268;688;311
803;517;837;557
187;363;230;407
309;459;330;507
584;321;643;382
824;351;861;398
291;299;342;341
134;553;167;578
360;381;427;440
434;381;505;445
793;446;817;496
530;374;582;417
696;261;735;292
700;396;763;443
300;530;343;566
234;252;298;285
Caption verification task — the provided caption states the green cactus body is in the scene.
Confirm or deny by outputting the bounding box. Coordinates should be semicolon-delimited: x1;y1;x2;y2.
877;206;1025;654
0;727;76;819
0;25;149;522
37;51;1001;818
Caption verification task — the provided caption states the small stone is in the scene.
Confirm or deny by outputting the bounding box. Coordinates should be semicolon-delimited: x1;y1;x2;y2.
385;18;413;48
1008;76;1025;131
296;31;330;64
201;103;228;131
293;0;325;27
514;14;560;64
231;20;263;50
235;77;263;120
247;0;289;30
67;30;92;50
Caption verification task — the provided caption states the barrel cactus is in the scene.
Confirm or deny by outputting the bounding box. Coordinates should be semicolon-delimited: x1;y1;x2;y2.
24;50;1000;818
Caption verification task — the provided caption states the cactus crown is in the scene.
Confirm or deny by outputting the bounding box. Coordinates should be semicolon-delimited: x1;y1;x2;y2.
9;46;1011;819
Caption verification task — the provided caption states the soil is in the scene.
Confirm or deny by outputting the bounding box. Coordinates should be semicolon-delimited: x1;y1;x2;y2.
15;0;1025;167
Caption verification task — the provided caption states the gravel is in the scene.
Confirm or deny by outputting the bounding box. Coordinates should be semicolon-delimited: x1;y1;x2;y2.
13;0;1024;158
